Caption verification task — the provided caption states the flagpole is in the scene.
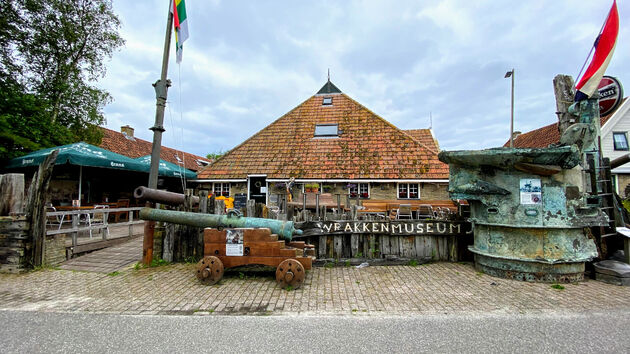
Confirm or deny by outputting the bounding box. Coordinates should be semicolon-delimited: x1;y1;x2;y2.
144;1;173;265
148;1;173;190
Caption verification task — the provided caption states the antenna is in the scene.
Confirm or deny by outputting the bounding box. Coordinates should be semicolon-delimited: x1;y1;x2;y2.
429;111;433;129
327;68;330;82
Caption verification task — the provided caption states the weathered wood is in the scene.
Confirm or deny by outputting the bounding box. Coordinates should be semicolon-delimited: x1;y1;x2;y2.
163;223;174;262
400;236;415;258
199;190;209;214
389;235;399;255
318;235;327;258
369;235;376;258
246;199;255;217
553;74;576;137
350;234;359;257
380;235;390;255
333;235;343;259
25;150;58;266
215;199;226;215
0;174;25;215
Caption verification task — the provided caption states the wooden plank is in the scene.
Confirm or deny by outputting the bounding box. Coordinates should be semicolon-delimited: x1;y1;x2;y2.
333;235;343;259
351;234;359;257
0;173;24;215
380;235;390;256
389;235;399;255
401;236;415;258
318;235;327;258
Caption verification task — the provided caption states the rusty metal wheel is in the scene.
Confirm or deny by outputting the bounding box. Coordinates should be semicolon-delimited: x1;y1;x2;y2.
196;256;224;285
276;258;305;289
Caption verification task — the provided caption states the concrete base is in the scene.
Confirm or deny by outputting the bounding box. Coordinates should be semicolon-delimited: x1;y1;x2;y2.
474;253;585;283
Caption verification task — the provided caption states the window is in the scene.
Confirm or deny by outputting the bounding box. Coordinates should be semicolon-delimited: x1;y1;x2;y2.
349;183;370;198
398;183;419;199
322;97;333;105
314;124;338;137
613;132;629;150
213;183;230;197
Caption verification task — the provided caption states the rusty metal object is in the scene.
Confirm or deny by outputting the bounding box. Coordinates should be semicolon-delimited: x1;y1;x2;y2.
438;97;607;283
134;186;200;206
139;207;302;241
275;258;305;289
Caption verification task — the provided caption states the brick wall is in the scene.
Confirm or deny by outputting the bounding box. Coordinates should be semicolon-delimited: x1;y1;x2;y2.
0;216;31;273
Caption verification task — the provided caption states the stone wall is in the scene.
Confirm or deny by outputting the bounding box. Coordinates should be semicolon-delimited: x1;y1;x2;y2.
0;216;31;273
44;234;66;266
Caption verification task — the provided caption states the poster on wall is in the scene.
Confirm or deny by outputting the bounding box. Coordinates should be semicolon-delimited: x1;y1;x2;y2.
225;229;244;256
520;179;542;205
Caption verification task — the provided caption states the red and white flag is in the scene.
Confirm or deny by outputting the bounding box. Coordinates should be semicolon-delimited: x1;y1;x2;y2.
575;1;619;101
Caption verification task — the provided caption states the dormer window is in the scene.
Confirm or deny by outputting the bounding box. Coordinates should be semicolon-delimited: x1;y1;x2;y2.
314;124;339;137
175;155;183;163
322;97;333;106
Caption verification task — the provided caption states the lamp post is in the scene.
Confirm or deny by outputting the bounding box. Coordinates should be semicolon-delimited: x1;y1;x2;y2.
505;69;515;147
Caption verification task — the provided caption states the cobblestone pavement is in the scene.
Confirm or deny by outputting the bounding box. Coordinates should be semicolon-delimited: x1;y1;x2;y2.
1;262;629;316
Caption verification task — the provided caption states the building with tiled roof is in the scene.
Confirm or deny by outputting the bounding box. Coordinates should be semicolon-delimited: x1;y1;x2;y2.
195;80;449;205
100;126;211;172
508;97;630;195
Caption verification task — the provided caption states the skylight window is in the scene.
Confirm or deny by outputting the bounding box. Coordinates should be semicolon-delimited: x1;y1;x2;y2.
322;97;333;105
314;124;339;137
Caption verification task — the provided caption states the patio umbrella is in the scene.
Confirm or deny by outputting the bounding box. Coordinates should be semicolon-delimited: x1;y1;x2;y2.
134;155;197;179
4;142;149;201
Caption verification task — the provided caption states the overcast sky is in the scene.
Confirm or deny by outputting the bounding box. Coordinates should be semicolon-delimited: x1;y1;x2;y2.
98;0;629;159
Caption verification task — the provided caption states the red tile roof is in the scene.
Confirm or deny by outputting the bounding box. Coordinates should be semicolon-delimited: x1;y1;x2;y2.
99;128;211;172
198;91;449;180
403;129;440;154
507;113;615;148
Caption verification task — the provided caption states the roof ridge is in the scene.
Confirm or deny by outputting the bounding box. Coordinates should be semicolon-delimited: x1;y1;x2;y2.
401;129;439;155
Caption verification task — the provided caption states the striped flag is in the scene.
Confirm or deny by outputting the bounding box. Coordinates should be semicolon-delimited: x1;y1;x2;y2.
172;0;189;63
575;1;619;101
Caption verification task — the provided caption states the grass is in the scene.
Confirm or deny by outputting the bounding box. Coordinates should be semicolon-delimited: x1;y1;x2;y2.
476;271;484;276
285;285;294;292
344;260;351;267
107;271;121;277
551;284;565;290
356;252;363;258
133;259;170;270
408;259;419;267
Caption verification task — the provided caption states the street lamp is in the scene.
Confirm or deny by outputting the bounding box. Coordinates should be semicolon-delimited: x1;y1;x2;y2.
505;69;515;147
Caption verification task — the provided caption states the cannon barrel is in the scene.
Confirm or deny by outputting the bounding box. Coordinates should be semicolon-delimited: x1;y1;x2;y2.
134;186;200;206
139;207;302;241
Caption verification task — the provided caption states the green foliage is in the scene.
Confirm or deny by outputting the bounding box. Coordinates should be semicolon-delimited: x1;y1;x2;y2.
408;259;419;267
344;260;350;267
206;150;226;161
285;285;293;292
551;284;565;290
0;0;123;160
107;271;120;276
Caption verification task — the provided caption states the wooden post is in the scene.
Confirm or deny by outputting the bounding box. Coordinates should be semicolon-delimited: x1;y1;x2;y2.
0;173;25;215
246;199;255;217
215;200;226;215
25;150;58;266
553;74;576;137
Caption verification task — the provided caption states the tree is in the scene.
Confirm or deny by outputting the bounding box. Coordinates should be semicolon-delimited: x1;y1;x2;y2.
0;0;124;161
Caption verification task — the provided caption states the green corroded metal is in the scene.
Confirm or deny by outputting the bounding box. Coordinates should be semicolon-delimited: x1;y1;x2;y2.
139;208;302;241
438;97;607;282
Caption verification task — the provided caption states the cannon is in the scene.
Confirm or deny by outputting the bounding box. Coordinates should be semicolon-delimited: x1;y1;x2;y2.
139;207;313;289
134;186;200;206
139;207;301;240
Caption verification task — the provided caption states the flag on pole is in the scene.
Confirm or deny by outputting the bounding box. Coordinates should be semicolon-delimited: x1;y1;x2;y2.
172;0;189;63
575;1;619;101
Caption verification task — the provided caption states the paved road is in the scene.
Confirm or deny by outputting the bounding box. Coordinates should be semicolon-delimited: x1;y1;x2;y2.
1;310;629;353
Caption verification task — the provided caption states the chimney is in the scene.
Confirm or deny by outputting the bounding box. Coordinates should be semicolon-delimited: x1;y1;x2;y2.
512;131;522;141
121;125;134;137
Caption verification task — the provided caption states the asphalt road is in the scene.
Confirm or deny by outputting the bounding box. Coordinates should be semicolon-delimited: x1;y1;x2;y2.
1;310;629;353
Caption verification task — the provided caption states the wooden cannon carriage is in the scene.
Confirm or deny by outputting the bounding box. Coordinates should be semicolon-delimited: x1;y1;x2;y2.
197;227;315;289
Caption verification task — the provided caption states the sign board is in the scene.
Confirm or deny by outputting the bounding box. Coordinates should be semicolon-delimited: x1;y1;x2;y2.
598;76;623;116
317;220;469;236
520;178;541;205
233;193;247;210
225;229;243;256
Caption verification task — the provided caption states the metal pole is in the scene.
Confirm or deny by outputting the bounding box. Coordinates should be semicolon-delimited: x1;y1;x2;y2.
509;68;515;148
148;1;173;189
145;1;173;265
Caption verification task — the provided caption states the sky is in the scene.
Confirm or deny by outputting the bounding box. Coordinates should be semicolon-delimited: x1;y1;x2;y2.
98;0;630;159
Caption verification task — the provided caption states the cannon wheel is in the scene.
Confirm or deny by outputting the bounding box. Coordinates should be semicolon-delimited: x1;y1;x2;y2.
196;256;224;285
276;258;305;289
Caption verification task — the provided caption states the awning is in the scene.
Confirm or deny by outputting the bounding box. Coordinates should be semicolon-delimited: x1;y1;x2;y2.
4;142;147;172
134;155;197;179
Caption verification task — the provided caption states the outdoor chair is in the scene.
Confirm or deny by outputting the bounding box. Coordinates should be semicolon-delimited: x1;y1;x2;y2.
89;205;110;238
396;204;413;219
113;198;130;223
45;205;64;230
417;204;434;219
